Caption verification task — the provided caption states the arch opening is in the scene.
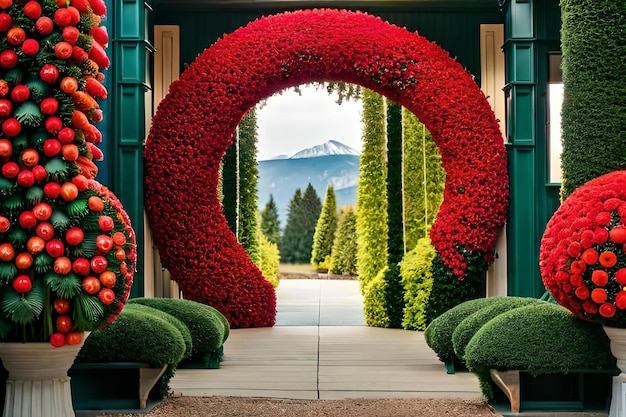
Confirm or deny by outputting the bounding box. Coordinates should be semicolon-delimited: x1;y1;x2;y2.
145;9;508;328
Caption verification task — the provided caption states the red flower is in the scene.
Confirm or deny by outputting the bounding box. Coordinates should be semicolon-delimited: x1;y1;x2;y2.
145;9;507;327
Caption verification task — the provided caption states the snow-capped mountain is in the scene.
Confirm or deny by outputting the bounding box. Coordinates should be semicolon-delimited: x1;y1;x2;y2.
289;140;360;159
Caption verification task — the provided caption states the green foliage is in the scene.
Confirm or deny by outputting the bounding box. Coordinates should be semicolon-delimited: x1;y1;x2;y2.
424;250;487;324
424;296;507;364
75;303;187;398
465;303;618;400
382;263;404;328
356;89;388;292
329;206;358;276
260;194;281;245
386;101;404;264
280;184;322;264
400;237;436;330
363;266;389;327
401;109;445;251
560;0;626;198
257;231;280;287
452;297;544;361
128;297;229;357
237;108;261;264
222;137;238;234
311;186;338;267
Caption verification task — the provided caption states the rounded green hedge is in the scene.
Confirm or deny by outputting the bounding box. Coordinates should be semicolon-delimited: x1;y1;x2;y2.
75;303;187;398
129;303;194;360
128;298;229;356
464;303;617;400
424;296;507;364
452;297;544;360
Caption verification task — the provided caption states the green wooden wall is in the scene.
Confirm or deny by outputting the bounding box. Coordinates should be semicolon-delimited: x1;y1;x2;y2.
153;4;504;85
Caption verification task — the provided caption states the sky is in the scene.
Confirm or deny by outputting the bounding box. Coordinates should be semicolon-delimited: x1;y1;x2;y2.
256;85;363;161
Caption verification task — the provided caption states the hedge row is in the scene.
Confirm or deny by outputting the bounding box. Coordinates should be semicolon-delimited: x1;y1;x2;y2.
76;298;230;398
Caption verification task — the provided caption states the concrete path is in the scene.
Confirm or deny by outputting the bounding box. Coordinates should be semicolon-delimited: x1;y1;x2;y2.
169;279;482;400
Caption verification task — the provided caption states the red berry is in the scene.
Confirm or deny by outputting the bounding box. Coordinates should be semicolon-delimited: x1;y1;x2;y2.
0;50;17;69
45;117;63;134
2;161;19;178
23;1;43;20
10;85;30;102
43;182;61;198
12;275;32;293
18;211;37;228
17;169;35;187
50;333;65;347
0;13;12;32
43;139;62;157
35;16;53;35
21;38;39;55
53;8;72;27
40;64;59;84
32;165;47;182
2;118;21;137
46;239;65;258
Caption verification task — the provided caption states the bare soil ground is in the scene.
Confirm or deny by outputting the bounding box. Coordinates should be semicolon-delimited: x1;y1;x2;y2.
103;396;499;417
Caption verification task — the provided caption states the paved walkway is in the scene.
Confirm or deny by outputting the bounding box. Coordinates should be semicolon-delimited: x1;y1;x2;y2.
169;279;482;400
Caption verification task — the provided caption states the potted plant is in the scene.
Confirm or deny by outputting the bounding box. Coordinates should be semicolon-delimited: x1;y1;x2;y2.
540;169;626;416
0;1;136;416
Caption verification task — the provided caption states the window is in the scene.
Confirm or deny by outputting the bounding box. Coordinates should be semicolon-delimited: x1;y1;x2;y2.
547;53;563;184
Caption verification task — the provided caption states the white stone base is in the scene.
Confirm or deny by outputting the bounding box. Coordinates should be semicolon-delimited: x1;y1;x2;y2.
609;375;626;417
4;377;75;417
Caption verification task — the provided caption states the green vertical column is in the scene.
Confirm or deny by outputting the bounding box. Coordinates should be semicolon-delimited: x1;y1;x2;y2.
503;0;541;297
109;0;152;297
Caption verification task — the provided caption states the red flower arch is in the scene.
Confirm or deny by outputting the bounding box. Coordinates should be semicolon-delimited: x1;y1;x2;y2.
145;9;508;327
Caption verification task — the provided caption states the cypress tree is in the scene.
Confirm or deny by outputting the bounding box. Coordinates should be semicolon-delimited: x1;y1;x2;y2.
237;108;260;263
560;0;626;198
330;206;358;276
356;89;388;292
311;186;338;267
402;108;445;251
382;101;405;328
260;194;281;245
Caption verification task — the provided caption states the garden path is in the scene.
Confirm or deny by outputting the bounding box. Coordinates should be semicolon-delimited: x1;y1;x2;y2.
168;279;482;400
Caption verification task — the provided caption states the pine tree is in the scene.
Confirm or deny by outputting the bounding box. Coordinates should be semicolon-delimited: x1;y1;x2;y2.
280;184;322;264
356;89;388;291
311;186;338;267
237;108;260;263
280;189;303;263
260;194;281;245
330;206;358;276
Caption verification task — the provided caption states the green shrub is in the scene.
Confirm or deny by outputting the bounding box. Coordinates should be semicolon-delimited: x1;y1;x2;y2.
128;298;229;360
75;303;187;398
424;296;507;364
424;249;487;324
257;232;280;287
363;267;389;327
400;238;435;330
131;304;194;360
452;297;544;360
382;263;404;328
465;303;617;400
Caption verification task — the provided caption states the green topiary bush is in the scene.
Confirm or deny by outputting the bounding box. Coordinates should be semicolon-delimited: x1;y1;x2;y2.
128;298;229;367
464;303;617;400
452;297;544;361
400;237;436;331
424;296;507;364
363;267;389;327
130;304;194;360
75;303;187;398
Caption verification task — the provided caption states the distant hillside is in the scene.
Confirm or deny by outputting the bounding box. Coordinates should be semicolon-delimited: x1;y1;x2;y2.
257;154;359;224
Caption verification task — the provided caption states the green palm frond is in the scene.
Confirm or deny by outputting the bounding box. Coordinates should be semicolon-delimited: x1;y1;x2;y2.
66;198;89;219
80;231;98;258
80;214;103;232
0;176;16;196
33;252;54;274
2;193;25;215
45;271;82;299
73;293;105;329
50;208;71;231
0;280;44;325
6;228;28;248
0;262;18;285
44;157;70;183
25;186;44;206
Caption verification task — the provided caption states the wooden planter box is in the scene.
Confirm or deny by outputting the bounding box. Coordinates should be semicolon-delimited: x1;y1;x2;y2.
490;368;619;415
69;362;168;414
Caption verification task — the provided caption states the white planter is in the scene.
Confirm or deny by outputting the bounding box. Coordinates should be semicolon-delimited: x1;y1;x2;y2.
0;340;84;417
603;326;626;417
